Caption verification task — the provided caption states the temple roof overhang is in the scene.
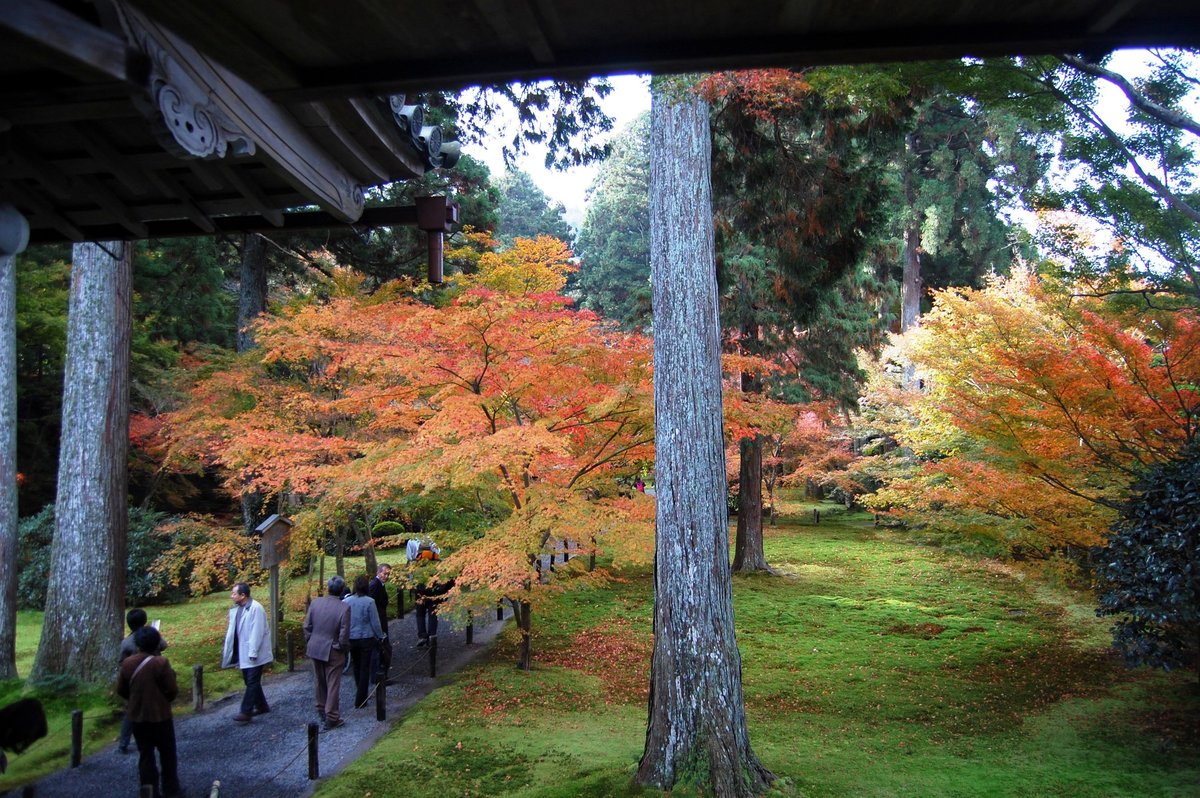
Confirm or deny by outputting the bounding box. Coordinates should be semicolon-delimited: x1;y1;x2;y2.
2;0;1198;244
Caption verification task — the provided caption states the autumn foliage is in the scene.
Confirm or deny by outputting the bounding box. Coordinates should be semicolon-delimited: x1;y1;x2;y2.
163;242;656;665
873;268;1200;554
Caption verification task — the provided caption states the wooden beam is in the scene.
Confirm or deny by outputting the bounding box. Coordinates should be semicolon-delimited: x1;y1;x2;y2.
116;1;366;222
69;125;152;196
0;0;137;84
77;175;149;238
293;102;391;184
26;204;424;244
345;98;427;177
216;166;285;228
272;20;1197;102
140;170;216;233
2;181;86;242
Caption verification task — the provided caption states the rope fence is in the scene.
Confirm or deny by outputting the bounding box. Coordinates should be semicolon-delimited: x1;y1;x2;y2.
10;595;509;794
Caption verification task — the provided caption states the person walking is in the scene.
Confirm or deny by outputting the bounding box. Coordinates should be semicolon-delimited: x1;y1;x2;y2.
368;563;392;680
117;608;166;754
304;575;351;729
116;626;181;798
345;575;385;708
220;582;273;723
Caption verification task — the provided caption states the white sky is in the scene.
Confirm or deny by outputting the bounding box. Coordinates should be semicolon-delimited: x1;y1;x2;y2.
463;74;651;229
461;50;1195;233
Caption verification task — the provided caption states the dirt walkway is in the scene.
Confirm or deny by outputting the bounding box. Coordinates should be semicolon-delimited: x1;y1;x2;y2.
25;607;508;798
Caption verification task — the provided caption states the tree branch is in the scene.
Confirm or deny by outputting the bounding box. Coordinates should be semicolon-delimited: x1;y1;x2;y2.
1059;54;1200;138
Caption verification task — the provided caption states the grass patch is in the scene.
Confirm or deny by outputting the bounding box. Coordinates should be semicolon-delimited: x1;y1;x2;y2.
319;503;1198;797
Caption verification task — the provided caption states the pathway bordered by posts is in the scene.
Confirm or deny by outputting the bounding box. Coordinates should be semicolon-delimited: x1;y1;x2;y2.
22;606;509;798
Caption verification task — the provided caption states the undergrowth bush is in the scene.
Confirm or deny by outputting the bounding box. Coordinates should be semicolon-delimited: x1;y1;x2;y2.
18;504;178;608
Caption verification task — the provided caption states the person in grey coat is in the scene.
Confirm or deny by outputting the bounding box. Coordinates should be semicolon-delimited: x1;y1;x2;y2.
345;574;385;708
304;575;351;729
221;582;274;723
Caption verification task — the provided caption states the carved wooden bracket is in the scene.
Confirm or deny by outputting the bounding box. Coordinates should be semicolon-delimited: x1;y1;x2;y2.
111;0;365;222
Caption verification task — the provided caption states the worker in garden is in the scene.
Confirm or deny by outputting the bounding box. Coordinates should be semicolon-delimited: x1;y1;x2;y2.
413;546;454;647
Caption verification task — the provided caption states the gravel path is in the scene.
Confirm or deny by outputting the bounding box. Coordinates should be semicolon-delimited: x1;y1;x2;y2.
26;607;508;798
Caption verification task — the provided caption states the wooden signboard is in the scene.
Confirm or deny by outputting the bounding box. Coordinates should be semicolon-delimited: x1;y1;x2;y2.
257;513;293;568
255;514;293;655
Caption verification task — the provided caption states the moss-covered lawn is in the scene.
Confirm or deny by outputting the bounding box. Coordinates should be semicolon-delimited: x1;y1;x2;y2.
314;505;1198;797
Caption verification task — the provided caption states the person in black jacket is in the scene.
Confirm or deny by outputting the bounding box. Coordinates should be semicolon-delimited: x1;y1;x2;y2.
414;571;454;647
367;563;392;678
116;626;180;798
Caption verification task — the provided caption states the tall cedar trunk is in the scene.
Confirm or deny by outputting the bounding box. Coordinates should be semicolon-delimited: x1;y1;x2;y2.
732;436;769;572
31;242;130;684
900;142;922;336
237;233;267;352
238;234;267;531
637;81;773;797
334;526;346;577
0;206;28;679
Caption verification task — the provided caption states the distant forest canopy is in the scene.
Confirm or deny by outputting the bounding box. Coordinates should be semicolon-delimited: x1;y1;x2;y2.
12;50;1199;524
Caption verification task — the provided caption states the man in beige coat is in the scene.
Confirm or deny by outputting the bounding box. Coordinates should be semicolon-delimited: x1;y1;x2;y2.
304;575;351;729
221;582;274;723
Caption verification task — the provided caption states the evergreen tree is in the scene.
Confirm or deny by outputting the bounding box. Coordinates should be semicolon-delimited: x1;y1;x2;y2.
494;169;572;246
886;90;1047;330
571;113;652;329
637;76;772;797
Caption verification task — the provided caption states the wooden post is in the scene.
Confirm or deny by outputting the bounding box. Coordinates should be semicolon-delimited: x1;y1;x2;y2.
375;672;386;721
813;508;820;524
465;611;473;645
428;635;438;678
70;709;82;767
307;723;319;779
496;602;503;621
287;631;295;671
589;535;597;572
563;540;570;563
192;664;204;711
268;563;280;655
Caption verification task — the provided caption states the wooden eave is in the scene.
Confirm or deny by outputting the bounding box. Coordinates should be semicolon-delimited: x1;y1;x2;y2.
2;0;1199;245
0;0;451;245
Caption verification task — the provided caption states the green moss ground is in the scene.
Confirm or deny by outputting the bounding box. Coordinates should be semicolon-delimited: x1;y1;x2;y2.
315;505;1197;797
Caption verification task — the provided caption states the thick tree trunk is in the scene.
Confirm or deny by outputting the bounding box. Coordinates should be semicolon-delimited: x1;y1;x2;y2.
238;234;268;531
732;322;770;572
733;436;770;572
637;80;773;797
237;233;267;353
334;526;346;577
0;206;29;679
31;242;131;685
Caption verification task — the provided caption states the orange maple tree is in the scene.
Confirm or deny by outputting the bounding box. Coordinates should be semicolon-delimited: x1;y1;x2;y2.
873;267;1200;553
165;244;656;667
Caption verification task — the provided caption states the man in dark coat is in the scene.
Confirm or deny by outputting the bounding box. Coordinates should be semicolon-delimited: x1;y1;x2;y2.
303;575;351;729
367;563;392;679
116;626;181;798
